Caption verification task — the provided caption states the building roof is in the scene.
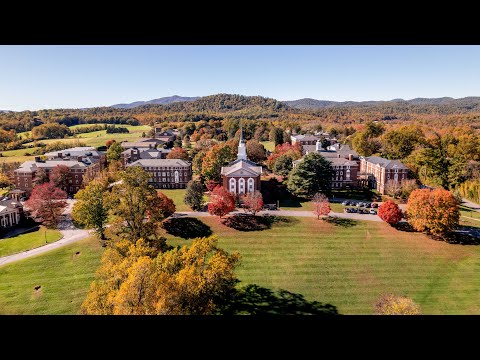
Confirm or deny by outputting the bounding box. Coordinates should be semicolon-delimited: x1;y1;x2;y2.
0;199;22;213
363;156;409;170
135;138;166;144
329;158;359;166
14;160;90;173
120;141;159;148
44;146;101;158
291;134;320;142
121;147;171;156
127;159;191;167
221;159;262;176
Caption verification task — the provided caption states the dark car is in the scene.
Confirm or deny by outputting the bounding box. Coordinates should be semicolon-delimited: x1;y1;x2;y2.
342;200;349;206
371;203;378;208
365;203;371;208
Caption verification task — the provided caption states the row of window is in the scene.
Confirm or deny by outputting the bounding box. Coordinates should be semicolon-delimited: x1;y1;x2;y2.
145;167;189;170
229;178;255;194
148;171;188;177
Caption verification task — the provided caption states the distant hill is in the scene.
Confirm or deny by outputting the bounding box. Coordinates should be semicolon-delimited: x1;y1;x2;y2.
111;95;199;109
283;96;480;109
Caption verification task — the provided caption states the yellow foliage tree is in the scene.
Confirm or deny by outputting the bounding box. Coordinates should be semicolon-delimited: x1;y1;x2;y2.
375;294;421;315
81;236;240;315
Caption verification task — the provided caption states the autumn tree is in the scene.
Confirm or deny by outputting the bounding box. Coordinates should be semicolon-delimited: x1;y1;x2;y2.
72;180;109;239
378;200;402;225
105;166;176;241
266;142;302;171
208;185;236;218
0;172;12;188
105;139;116;148
400;179;418;199
50;165;70;192
191;149;207;176
406;188;460;236
202;144;235;184
312;192;331;220
81;236;240;315
384;180;402;198
33;167;49;186
375;294;421;315
106;141;123;163
287;152;333;198
167;147;189;160
184;180;205;211
382;126;425;160
246;140;266;163
242;191;263;215
25;182;67;228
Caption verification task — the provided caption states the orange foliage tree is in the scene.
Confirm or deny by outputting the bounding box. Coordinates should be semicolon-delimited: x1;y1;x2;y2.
166;147;189;160
312;192;331;220
378;200;402;225
208;185;235;218
406;188;460;236
25;182;68;228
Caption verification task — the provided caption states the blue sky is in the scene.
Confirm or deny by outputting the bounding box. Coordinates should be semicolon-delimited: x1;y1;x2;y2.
1;45;480;111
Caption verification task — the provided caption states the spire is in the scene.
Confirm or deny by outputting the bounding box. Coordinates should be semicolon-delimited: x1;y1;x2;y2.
237;121;247;161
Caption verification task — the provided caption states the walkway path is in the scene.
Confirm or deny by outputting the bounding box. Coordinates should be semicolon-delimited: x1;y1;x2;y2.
0;199;90;267
461;198;480;212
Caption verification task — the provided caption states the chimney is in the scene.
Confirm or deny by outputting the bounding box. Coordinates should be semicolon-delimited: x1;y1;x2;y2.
316;140;322;152
58;152;63;158
77;155;84;162
348;154;354;161
149;143;153;149
34;156;41;162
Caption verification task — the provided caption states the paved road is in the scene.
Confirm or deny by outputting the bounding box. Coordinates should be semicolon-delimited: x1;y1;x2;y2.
0;199;90;267
461;198;480;212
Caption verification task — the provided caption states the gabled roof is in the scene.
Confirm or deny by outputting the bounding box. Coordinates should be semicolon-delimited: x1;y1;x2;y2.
44;146;100;158
15;160;90;173
221;159;262;176
291;134;320;142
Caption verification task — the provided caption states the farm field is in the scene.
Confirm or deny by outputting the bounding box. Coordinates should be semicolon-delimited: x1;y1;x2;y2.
260;141;275;152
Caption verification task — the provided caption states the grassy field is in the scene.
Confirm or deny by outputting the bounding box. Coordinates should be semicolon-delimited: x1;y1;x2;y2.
1;214;480;314
20;125;152;149
260;141;275;152
0;236;102;314
157;189;189;212
164;216;480;315
0;226;62;257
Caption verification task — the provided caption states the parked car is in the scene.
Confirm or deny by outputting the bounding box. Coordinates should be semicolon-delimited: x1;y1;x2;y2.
342;200;349;206
371;203;378;208
365;203;371;208
264;204;278;210
370;209;377;215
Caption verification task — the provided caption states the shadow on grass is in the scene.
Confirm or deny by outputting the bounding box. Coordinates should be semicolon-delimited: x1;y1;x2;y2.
324;216;357;228
392;221;416;232
162;217;212;239
220;284;338;315
437;226;480;245
222;214;295;232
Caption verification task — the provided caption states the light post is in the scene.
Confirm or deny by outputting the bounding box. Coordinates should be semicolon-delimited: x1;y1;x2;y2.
44;226;47;244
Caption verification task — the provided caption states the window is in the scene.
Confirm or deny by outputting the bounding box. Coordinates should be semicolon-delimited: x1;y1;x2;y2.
163;178;166;182
346;169;350;180
75;175;78;179
239;178;245;194
248;178;254;192
340;176;343;181
75;180;78;184
229;178;236;193
387;175;390;180
174;170;179;183
394;173;398;182
340;171;343;175
162;172;166;176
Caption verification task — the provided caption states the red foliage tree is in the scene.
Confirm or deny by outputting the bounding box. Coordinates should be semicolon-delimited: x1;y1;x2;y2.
208;186;236;218
378;200;403;225
166;147;189;160
154;192;176;219
266;142;303;170
206;180;219;192
25;182;68;228
242;191;264;216
312;192;331;219
50;165;71;192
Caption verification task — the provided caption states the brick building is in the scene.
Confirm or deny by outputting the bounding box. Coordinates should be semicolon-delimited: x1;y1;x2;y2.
126;159;192;189
14;155;105;196
121;147;172;165
154;129;177;143
359;156;409;194
221;129;262;195
291;134;321;146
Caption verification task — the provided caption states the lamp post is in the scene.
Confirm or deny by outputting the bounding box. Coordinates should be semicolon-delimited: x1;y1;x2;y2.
44;226;47;244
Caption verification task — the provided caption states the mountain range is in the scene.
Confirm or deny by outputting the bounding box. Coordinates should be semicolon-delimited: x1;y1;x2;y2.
110;95;199;109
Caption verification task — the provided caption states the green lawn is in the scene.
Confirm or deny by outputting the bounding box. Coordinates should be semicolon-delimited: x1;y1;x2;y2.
164;216;480;315
0;236;102;314
20;125;152;149
158;189;189;212
2;215;480;314
260;141;275;152
0;226;62;257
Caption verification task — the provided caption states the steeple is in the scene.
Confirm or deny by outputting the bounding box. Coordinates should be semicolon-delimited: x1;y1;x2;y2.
237;122;247;161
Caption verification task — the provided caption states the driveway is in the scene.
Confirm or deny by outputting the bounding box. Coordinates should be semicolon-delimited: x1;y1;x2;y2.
0;199;91;267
